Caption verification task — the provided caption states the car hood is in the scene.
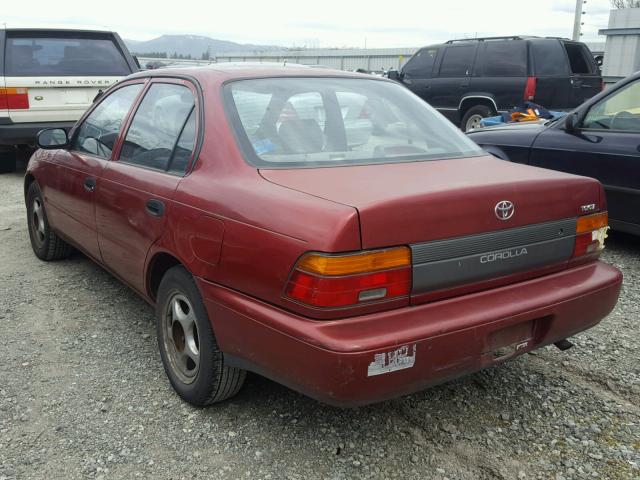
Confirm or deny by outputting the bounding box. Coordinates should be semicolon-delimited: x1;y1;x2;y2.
476;121;550;133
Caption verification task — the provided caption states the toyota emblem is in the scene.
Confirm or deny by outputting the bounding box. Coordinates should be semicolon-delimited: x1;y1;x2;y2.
495;200;515;220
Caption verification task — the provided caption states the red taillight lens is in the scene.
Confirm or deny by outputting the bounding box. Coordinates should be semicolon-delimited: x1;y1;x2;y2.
285;247;412;308
0;88;29;110
524;77;537;101
573;212;608;258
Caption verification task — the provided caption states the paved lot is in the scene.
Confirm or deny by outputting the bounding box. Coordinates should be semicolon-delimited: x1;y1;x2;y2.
0;165;639;480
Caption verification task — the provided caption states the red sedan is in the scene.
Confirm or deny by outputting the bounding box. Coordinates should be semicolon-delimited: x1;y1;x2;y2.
25;65;622;407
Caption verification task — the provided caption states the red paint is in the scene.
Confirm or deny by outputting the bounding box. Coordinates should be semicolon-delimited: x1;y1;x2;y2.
26;66;623;406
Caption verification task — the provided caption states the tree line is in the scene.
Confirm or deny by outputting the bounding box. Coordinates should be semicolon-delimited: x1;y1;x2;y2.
131;51;213;60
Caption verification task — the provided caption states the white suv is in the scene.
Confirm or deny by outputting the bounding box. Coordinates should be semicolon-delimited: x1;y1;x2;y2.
0;27;139;172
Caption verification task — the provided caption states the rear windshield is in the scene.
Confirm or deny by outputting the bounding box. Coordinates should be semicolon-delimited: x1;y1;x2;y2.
225;77;483;168
5;34;131;76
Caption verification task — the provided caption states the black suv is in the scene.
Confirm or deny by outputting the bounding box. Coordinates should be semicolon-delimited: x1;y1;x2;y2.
388;36;602;131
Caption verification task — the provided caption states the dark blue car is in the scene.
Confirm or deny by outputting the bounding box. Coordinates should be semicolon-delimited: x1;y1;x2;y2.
468;72;640;236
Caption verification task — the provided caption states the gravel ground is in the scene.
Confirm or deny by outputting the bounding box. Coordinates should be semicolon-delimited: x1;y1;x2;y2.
0;163;639;480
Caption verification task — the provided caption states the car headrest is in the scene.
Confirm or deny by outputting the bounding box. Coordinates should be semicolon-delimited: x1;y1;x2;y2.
278;119;324;154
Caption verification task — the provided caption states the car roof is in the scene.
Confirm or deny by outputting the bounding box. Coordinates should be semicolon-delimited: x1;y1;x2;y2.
1;25;116;34
129;63;385;82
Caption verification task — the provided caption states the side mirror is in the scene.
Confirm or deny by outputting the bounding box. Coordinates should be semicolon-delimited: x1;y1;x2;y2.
387;69;402;82
564;112;580;132
37;128;70;149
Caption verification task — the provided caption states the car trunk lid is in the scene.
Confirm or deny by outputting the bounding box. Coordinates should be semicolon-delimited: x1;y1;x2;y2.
3;76;120;123
261;155;603;301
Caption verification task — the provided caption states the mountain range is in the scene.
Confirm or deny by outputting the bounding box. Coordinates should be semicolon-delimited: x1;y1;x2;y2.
125;34;280;58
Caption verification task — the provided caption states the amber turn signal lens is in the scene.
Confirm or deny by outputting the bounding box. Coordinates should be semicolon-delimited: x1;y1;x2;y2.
297;247;411;276
576;212;608;234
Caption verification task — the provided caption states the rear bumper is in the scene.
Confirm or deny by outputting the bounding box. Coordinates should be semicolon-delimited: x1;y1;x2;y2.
0;120;76;146
197;261;622;407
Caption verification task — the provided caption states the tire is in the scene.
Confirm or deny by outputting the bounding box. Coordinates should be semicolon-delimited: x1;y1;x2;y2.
461;104;494;132
0;150;17;174
156;265;246;406
26;182;73;261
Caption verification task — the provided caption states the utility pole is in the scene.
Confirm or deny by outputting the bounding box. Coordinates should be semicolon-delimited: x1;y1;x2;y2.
572;0;586;41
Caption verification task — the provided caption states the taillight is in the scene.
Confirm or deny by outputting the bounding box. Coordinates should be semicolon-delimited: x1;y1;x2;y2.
0;88;29;110
573;212;608;258
285;247;411;308
524;77;537;102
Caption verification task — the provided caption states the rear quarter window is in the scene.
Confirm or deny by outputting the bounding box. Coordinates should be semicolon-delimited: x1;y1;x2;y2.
563;42;596;75
531;41;570;76
4;34;132;76
477;41;527;76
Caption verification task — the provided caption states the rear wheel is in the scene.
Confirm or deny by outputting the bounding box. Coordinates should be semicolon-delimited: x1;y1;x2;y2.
156;266;246;406
26;182;73;260
0;150;17;174
461;105;494;132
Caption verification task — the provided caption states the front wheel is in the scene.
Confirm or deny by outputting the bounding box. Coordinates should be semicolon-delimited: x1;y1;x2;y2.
26;182;73;260
461;105;494;132
156;266;246;406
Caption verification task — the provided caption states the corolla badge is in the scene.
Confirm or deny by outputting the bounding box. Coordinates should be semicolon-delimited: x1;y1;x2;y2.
495;200;515;220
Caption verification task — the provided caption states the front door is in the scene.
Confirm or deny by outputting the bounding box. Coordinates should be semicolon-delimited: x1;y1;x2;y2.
96;79;199;294
44;82;144;259
530;79;640;233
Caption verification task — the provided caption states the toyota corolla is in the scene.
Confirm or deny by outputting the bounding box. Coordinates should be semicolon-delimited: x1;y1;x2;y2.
25;65;622;407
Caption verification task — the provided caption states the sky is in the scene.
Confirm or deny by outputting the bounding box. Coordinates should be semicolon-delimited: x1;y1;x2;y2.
1;0;615;48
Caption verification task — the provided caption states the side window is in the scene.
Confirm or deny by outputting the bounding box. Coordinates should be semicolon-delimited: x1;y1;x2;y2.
438;45;477;77
120;83;196;173
169;109;197;175
583;80;640;132
73;84;143;158
403;48;438;77
531;41;569;76
563;43;594;74
478;41;527;76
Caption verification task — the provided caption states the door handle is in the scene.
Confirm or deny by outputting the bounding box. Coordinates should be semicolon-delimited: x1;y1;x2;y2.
145;198;165;217
84;177;96;192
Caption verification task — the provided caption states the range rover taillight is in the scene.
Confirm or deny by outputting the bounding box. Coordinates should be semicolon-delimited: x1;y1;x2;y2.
573;212;609;258
524;77;537;102
0;87;29;110
285;247;411;308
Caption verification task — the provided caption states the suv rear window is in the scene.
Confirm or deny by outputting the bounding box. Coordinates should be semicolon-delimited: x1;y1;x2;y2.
438;45;477;77
477;41;527;76
5;34;131;76
531;41;570;76
225;77;483;168
563;43;595;74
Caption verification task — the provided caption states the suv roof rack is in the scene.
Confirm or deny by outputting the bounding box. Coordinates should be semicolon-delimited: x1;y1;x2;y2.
445;36;571;44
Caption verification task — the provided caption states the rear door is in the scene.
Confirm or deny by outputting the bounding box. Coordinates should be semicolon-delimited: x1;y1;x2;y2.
561;41;601;107
3;30;133;124
470;40;528;110
529;78;640;233
96;79;199;293
400;47;439;104
429;44;478;122
530;39;572;109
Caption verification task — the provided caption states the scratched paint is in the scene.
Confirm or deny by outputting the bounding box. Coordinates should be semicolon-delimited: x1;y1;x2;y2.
367;344;416;377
